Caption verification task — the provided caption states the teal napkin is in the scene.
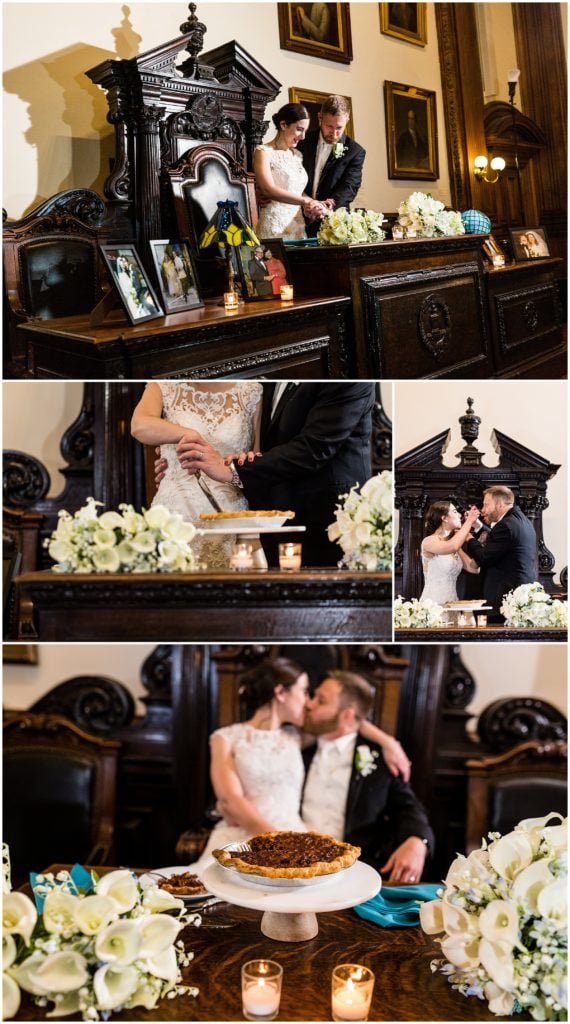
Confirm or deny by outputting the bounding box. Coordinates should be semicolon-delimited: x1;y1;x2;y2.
354;883;440;927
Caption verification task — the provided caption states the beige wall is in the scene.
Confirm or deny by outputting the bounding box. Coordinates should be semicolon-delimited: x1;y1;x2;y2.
3;1;453;219
3;382;84;497
4;643;566;722
394;379;568;584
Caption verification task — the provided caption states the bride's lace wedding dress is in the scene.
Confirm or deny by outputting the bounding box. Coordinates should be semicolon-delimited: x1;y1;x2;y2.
151;381;263;568
194;723;306;867
420;543;463;604
255;144;308;239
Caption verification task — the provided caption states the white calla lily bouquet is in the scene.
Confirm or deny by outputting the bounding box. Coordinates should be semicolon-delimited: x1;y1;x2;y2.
394;596;445;628
396;191;465;238
45;497;199;574
500;583;568;628
317;207;386;245
2;863;199;1021
327;471;392;571
420;813;567;1020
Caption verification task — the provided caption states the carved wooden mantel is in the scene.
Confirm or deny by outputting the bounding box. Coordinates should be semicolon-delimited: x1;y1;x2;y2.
86;5;280;256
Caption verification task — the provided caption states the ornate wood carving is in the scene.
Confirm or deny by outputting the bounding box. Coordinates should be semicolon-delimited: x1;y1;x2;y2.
31;676;135;734
371;384;392;472
86;7;280;252
477;698;567;752
395;398;561;598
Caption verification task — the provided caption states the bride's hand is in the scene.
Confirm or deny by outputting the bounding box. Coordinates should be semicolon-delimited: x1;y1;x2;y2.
177;438;233;483
223;450;263;467
381;737;411;783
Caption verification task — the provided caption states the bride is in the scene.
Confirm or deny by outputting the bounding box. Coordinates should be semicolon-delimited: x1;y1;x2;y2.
193;657;411;868
420;501;481;604
131;381;264;568
254;102;326;239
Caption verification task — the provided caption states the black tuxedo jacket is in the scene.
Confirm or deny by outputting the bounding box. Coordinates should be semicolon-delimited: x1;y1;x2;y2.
237;383;374;566
297;131;365;236
302;736;434;872
248;258;272;297
464;505;537;613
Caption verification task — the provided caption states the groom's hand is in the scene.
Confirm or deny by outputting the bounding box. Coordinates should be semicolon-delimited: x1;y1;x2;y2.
177;438;233;483
380;837;427;885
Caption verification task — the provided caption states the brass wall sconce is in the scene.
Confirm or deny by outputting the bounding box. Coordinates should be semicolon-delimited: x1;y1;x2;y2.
473;155;506;183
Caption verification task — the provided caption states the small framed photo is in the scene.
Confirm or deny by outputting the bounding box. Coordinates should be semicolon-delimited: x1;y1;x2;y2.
289;87;355;138
380;3;427;46
100;244;163;324
235;239;293;302
278;3;353;65
149;240;203;314
509;227;551;261
384;80;438;181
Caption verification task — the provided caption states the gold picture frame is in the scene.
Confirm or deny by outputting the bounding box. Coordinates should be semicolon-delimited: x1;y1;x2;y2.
384;80;438;181
3;645;38;664
288;87;355;138
380;3;427;46
278;3;353;65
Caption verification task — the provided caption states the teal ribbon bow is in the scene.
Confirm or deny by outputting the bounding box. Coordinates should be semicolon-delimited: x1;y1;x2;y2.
354;883;440;927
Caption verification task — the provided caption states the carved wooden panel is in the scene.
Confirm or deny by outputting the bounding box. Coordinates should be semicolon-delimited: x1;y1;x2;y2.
485;262;564;375
360;262;490;379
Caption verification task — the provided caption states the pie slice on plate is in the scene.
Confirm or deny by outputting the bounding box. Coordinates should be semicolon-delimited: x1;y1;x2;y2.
213;830;360;880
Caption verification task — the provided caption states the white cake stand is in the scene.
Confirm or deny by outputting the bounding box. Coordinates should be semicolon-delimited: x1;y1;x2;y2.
201;861;381;942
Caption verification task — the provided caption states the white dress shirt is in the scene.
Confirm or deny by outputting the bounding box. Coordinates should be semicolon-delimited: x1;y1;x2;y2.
312;135;332;196
301;732;357;839
271;381;289;416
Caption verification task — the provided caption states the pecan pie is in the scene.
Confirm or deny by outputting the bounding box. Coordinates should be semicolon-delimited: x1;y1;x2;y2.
156;872;207;896
213;830;360;879
199;510;295;521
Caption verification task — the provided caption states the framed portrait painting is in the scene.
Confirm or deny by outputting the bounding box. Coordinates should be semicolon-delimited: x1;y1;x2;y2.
384;81;438;181
149;240;203;314
509;227;551;261
278;3;353;64
380;3;427;46
235;239;293;302
289;87;355;137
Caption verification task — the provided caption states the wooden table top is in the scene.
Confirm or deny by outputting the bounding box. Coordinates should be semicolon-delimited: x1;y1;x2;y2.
14;866;516;1022
395;625;567;643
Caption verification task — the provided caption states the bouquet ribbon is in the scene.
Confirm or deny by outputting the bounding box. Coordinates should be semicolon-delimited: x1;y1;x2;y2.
354;883;440;927
30;863;95;911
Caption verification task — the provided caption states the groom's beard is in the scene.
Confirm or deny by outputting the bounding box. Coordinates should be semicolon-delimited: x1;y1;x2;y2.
303;710;342;735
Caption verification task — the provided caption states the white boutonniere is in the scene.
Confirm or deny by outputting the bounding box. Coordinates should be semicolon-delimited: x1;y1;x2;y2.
333;142;349;159
355;744;379;777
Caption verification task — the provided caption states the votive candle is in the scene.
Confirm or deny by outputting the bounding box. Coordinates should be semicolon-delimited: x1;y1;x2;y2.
331;965;374;1022
278;542;302;571
492;254;505;267
242;960;283;1021
230;541;254;571
224;291;239;311
280;284;294;301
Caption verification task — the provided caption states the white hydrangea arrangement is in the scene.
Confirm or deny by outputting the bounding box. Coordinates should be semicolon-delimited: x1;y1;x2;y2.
317;207;386;245
396;191;465;238
420;813;567;1021
500;583;568;629
327;471;392;571
45;497;198;574
394;595;445;628
2;862;199;1021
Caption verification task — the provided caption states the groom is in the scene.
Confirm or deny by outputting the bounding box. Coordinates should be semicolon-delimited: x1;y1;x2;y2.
297;94;366;237
173;382;375;566
302;671;434;883
464;485;537;618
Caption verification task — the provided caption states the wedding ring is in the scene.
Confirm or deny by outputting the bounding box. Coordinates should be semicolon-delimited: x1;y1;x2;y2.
409;875;416;882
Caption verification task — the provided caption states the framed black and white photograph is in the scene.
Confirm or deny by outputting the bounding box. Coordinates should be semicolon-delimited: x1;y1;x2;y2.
384;80;438;181
289;87;355;137
380;3;427;46
278;3;353;64
509;226;551;261
100;244;163;324
235;239;293;302
149;240;202;314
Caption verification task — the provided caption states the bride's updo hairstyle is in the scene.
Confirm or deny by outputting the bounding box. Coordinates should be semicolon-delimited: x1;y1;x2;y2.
272;102;309;131
238;656;305;717
424;500;453;536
